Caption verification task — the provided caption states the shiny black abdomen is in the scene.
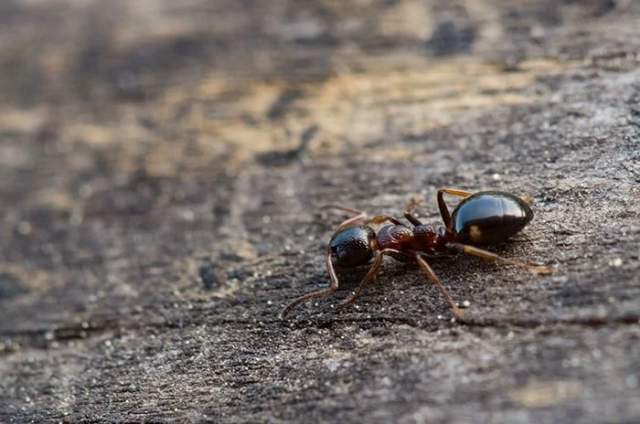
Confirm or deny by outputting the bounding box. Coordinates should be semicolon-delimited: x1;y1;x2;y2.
450;191;533;244
329;226;376;267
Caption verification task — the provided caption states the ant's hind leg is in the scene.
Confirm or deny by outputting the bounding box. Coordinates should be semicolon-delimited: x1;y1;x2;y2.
340;249;405;306
437;188;474;229
415;254;465;320
279;248;341;319
447;243;552;275
322;204;365;216
438;188;474;198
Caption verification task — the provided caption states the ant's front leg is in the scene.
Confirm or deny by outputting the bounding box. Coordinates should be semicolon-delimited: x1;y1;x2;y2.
280;247;341;319
322;204;403;232
322;205;368;232
437;188;474;229
340;249;408;306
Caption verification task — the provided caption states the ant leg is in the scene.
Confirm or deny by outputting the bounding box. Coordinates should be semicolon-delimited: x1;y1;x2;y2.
447;243;552;275
335;212;369;232
340;252;384;306
336;213;403;232
341;249;406;305
404;197;424;226
322;205;402;231
437;188;474;230
321;205;369;231
520;194;535;205
279;248;340;319
438;188;474;197
415;254;465;320
322;204;364;215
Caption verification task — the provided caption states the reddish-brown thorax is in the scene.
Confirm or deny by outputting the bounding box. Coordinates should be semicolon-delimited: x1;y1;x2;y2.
375;224;453;258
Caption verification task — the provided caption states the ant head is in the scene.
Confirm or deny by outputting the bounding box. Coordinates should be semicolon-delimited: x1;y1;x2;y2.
329;225;376;268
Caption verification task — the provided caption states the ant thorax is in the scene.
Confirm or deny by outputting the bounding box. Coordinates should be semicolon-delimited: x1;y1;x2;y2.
375;224;414;251
412;224;446;252
375;223;448;254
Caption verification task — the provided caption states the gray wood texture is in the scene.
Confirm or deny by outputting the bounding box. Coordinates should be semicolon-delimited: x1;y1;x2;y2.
1;1;639;422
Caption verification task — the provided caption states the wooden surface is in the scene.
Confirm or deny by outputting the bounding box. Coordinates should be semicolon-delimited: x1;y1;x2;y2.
1;1;639;422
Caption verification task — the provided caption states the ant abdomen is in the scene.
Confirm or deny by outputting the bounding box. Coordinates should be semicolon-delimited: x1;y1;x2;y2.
450;191;533;245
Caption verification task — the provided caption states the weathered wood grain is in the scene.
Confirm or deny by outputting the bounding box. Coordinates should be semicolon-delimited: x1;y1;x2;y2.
1;1;639;422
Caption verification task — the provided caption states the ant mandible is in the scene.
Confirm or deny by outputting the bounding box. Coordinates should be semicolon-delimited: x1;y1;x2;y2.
280;188;552;321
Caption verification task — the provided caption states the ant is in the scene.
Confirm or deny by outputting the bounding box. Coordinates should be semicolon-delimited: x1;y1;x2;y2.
280;188;552;321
